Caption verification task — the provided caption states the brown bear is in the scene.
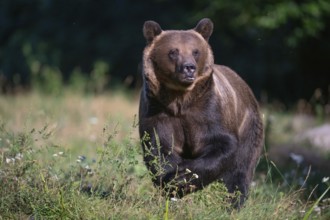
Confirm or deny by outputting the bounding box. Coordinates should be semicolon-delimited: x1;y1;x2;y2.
139;18;264;207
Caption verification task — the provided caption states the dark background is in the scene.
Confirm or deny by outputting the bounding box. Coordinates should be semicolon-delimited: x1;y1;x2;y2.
1;0;330;105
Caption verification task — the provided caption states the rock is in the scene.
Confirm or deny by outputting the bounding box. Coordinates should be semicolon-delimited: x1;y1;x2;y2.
295;124;330;152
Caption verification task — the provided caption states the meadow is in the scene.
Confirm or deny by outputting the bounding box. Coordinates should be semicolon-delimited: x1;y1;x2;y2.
0;89;329;219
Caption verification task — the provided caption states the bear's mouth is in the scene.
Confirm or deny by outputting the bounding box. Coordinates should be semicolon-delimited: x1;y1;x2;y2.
178;75;195;86
182;76;195;83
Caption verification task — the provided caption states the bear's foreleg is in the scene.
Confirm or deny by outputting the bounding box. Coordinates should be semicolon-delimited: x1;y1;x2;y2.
167;133;241;197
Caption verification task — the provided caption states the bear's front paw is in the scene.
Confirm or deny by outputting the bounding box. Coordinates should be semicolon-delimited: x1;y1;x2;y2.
162;168;200;198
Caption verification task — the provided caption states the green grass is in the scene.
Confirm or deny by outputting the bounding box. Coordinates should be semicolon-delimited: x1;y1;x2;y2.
0;90;329;219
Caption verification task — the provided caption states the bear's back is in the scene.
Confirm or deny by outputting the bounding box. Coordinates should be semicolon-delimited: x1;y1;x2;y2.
212;64;262;140
212;64;259;112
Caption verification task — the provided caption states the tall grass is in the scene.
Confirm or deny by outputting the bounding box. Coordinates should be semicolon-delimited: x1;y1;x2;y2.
0;90;329;219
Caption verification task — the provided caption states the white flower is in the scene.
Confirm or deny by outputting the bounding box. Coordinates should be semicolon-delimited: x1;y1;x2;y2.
289;153;304;165
192;173;199;179
76;159;82;163
6;158;15;164
170;197;178;202
15;153;23;160
322;177;329;183
53;153;58;157
58;151;64;155
78;155;86;161
185;168;192;173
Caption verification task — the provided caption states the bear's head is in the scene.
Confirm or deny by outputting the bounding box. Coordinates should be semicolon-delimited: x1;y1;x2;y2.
142;18;215;94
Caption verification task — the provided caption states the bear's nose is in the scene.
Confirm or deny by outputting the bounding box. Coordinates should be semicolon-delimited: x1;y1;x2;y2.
183;63;196;76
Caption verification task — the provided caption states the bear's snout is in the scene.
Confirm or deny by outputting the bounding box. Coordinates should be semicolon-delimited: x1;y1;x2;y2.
177;62;196;84
183;63;196;77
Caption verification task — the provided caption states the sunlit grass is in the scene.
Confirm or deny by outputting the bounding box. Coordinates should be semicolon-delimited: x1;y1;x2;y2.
0;90;329;219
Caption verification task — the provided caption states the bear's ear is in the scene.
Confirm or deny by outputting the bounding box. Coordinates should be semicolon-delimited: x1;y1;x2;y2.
143;21;162;44
194;18;213;41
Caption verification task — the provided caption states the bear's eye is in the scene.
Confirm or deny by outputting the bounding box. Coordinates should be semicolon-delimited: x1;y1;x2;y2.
192;49;200;58
168;49;179;60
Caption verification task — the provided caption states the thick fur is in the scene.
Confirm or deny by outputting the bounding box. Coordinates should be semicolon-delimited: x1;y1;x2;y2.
139;18;263;206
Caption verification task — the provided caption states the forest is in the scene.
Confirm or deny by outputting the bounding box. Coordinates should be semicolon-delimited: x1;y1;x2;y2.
1;0;330;104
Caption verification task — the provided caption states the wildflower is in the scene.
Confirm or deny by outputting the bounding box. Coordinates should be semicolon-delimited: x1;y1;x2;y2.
6;158;15;164
170;197;178;202
58;151;64;155
15;153;23;160
289;152;304;165
6;158;12;164
76;159;82;163
192;173;199;179
78;155;86;161
322;177;329;183
185;168;192;173
53;153;58;157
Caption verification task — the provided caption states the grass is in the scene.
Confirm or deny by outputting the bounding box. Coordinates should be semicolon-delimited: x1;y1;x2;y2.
0;90;329;219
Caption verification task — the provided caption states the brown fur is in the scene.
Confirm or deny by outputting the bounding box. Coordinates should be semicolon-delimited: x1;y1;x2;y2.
139;18;263;207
